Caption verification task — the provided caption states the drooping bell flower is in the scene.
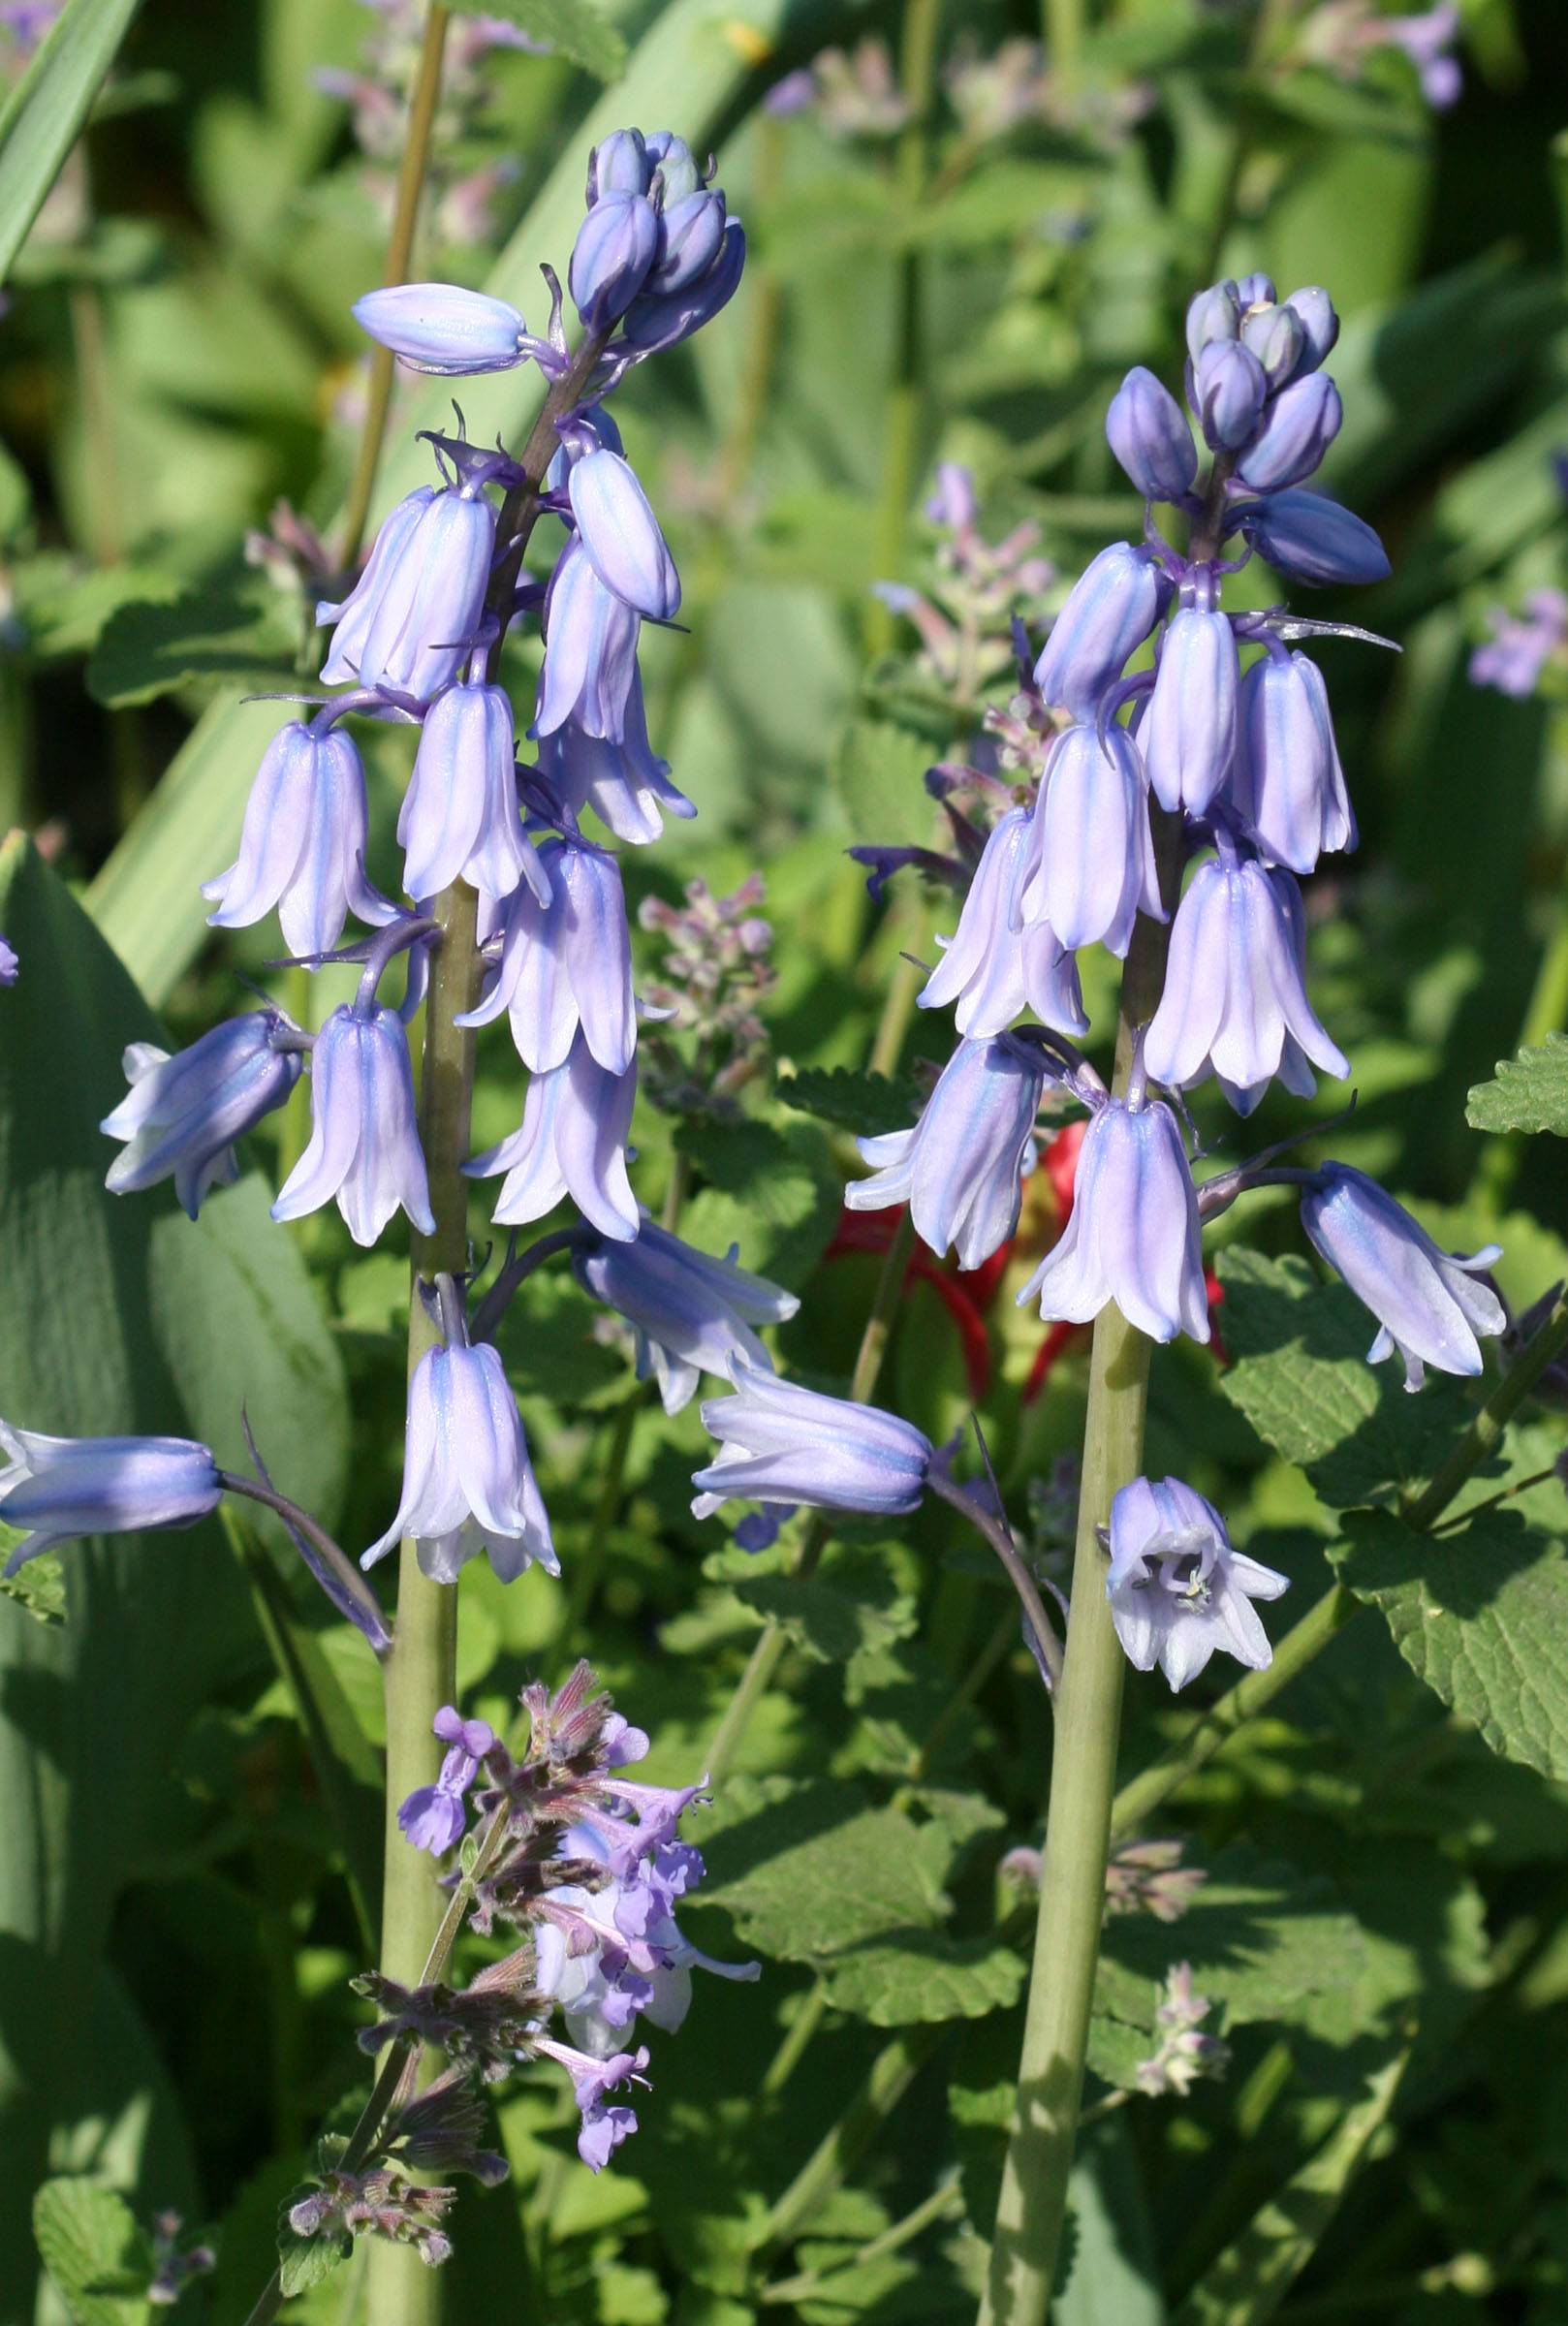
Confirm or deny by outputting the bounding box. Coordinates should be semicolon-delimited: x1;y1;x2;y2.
1107;1476;1288;1691
1237;488;1390;588
204;718;395;957
457;836;635;1075
845;1034;1046;1271
465;1030;638;1242
1019;1090;1207;1344
1019;722;1164;959
1142;608;1239;817
1300;1166;1506;1391
574;1216;800;1414
398;678;550;908
1032;544;1162;719
272;1001;433;1247
102;1010;303;1220
568;449;680;620
1232;648;1356;873
917;807;1087;1040
0;1426;223;1575
318;484;495;702
692;1357;933;1524
535;674;695;845
534;539;642;744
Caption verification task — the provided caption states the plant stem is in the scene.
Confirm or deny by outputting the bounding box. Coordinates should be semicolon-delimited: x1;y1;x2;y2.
761;2173;964;2303
339;4;453;567
757;2028;941;2257
1403;1285;1568;1530
926;1469;1063;1692
1044;0;1084;84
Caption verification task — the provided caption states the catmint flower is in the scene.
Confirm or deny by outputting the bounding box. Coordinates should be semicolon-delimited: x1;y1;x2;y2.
1184;281;1239;365
568;450;680;621
1106;366;1198;503
399;1706;498;1854
692;1358;933;1524
273;1002;433;1246
1145;853;1348;1115
458;836;634;1074
352;282;529;374
1019;1093;1207;1343
1195;339;1267;452
102;1010;302;1219
918;807;1087;1039
1234;372;1343;492
1142;607;1239;816
1107;1476;1287;1691
845;1035;1046;1270
1019;722;1164;959
1301;1166;1506;1391
1135;1964;1232;2096
1233;649;1356;872
0;933;17;984
1470;589;1568;697
536;679;695;844
364;1305;555;1584
319;485;495;700
0;1426;222;1575
534;538;641;743
1238;487;1390;587
570;191;660;328
574;1215;800;1413
1033;543;1161;718
398;679;549;908
204;719;395;957
465;1031;638;1242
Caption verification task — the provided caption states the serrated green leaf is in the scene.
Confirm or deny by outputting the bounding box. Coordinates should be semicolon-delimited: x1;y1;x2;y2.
777;1065;923;1138
830;717;939;853
676;1110;840;1290
1465;1033;1568;1137
0;0;144;284
465;0;625;80
1215;1247;1474;1510
0;1537;65;1623
86;574;299;707
728;1548;918;1664
821;1933;1026;2026
697;1777;950;1960
276;2192;352;2298
32;2178;153;2325
1333;1508;1568;1778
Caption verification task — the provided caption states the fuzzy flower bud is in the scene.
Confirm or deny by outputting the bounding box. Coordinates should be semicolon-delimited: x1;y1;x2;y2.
1301;1167;1506;1391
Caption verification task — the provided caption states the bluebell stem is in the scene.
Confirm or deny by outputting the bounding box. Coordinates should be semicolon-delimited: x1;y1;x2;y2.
535;679;695;843
363;1278;556;1583
352;283;531;375
1019;1087;1207;1344
574;1216;800;1414
0;1426;222;1574
319;482;495;699
845;1034;1046;1270
204;716;396;956
1233;647;1356;872
1105;366;1197;504
1106;1475;1288;1691
692;1357;934;1524
918;806;1087;1039
534;537;642;742
458;836;635;1074
1237;487;1391;587
102;1009;304;1219
1144;847;1348;1116
1301;1166;1507;1390
1019;721;1163;959
568;448;681;620
398;677;550;908
1142;607;1239;816
1032;543;1162;718
398;1707;498;1855
465;1030;639;1242
272;997;433;1246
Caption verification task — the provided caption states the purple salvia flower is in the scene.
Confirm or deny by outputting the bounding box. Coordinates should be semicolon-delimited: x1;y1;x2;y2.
1195;340;1267;452
1032;544;1162;718
458;836;634;1073
845;1034;1045;1270
569;191;660;328
1107;1476;1288;1691
319;485;495;701
567;450;680;620
0;1427;222;1575
535;680;695;844
398;1705;498;1854
398;679;550;908
0;934;17;985
1142;607;1239;816
1019;722;1164;959
203;719;396;956
272;1002;433;1246
1106;366;1198;504
1144;853;1348;1116
1237;487;1390;587
1301;1166;1506;1391
1234;372;1343;493
352;282;528;374
465;1030;638;1241
692;1357;934;1524
1019;1093;1207;1343
574;1214;800;1414
530;2036;649;2170
1470;589;1568;698
534;538;642;743
1233;649;1356;873
102;1010;303;1220
363;1316;555;1584
918;807;1087;1039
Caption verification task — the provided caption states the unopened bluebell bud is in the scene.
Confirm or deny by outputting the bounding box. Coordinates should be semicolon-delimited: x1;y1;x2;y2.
692;1359;933;1525
1239;487;1390;587
273;1002;433;1247
645;130;702;204
102;1010;302;1219
1106;367;1198;503
588;129;649;202
1033;543;1161;718
568;449;680;621
1239;302;1303;385
1143;607;1239;816
1234;372;1342;492
399;679;549;909
575;1218;800;1416
621;218;746;358
570;191;660;329
846;1034;1047;1271
1018;1094;1207;1344
648;188;728;296
1196;339;1268;453
0;1427;223;1576
1301;1167;1505;1392
204;719;394;958
1283;287;1338;375
458;835;635;1076
320;486;495;702
1234;649;1356;872
1185;281;1239;366
1234;271;1276;310
1019;722;1163;959
352;283;529;376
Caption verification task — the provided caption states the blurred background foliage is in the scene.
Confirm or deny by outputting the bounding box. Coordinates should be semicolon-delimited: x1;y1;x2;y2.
5;0;1568;2320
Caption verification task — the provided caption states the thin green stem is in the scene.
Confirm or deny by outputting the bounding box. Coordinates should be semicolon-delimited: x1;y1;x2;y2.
926;1469;1063;1692
339;4;453;567
760;1980;832;2098
1477;773;1568;1209
760;2173;963;2303
757;2028;941;2257
1043;0;1084;83
1403;1285;1568;1530
910;1606;1017;1779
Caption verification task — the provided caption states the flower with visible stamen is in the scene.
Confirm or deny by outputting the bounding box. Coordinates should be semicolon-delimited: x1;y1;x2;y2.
1107;1475;1287;1691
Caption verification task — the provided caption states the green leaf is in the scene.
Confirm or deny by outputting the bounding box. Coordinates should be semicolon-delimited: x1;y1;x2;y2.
276;2193;352;2298
1175;2045;1411;2326
727;1547;918;1664
1215;1248;1474;1510
830;717;939;853
1465;1032;1568;1137
820;1933;1026;2026
86;572;299;707
0;1537;65;1623
777;1065;922;1139
464;0;626;80
676;1110;840;1290
1333;1508;1568;1779
0;0;144;284
32;2178;153;2326
697;1777;951;1961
